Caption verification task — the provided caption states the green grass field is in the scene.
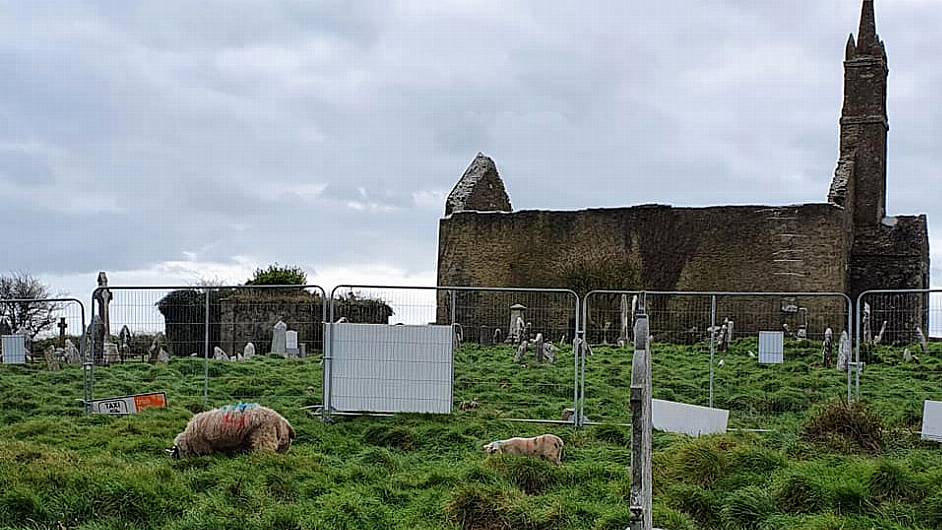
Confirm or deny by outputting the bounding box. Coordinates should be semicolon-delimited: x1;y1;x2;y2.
1;340;941;529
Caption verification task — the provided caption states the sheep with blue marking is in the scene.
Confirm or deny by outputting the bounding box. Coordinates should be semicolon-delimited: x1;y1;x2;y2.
169;403;296;458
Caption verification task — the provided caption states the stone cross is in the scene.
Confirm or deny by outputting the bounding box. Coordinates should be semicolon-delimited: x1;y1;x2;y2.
629;311;652;530
58;318;68;347
96;272;112;338
271;321;287;356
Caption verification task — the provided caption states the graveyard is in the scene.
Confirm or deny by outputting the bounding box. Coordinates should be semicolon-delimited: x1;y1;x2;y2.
1;335;941;530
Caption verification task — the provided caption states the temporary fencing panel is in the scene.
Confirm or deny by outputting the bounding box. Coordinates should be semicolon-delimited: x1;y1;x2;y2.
324;285;580;423
89;285;326;411
582;291;852;429
856;289;942;422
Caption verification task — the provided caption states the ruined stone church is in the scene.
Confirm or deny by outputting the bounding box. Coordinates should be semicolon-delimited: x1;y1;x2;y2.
437;0;929;302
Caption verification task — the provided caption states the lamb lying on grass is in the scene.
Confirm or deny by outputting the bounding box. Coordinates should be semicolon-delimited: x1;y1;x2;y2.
169;403;296;458
483;434;564;465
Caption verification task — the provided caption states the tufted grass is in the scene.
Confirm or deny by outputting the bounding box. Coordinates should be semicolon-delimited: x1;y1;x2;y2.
0;341;940;529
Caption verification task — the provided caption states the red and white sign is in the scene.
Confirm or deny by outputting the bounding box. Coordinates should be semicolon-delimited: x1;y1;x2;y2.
89;392;168;415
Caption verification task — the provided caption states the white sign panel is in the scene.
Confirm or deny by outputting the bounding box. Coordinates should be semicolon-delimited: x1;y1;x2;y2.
330;323;454;414
758;331;784;364
652;399;729;437
1;335;28;365
89;392;168;415
922;400;942;443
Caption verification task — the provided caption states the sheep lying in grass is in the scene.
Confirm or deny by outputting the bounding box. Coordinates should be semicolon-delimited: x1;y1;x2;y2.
483;434;564;465
169;403;296;458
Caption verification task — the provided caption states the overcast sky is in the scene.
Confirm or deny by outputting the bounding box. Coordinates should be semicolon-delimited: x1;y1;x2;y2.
1;0;939;298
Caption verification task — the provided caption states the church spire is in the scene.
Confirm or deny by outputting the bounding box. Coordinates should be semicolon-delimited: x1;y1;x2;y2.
856;0;882;56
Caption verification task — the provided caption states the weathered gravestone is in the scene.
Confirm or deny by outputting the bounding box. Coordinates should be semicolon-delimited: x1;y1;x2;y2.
837;331;850;371
44;345;60;371
63;339;81;365
286;330;299;358
271;321;287;356
822;328;834;368
243;342;256;361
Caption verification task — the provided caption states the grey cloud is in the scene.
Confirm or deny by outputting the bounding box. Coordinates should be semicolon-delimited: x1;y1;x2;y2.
0;0;939;288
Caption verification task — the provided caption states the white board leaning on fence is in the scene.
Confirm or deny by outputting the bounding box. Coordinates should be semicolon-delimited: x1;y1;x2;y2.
1;335;28;365
330;323;454;414
922;401;942;443
758;331;785;364
652;399;729;437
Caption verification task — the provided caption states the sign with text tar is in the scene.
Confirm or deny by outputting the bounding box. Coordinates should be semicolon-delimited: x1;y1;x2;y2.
89;392;168;415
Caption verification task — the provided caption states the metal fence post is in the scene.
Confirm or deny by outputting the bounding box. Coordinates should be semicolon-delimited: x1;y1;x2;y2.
709;295;716;409
203;290;210;406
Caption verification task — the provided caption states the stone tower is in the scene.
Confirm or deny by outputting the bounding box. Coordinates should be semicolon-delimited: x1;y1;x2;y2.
444;153;512;216
829;0;888;227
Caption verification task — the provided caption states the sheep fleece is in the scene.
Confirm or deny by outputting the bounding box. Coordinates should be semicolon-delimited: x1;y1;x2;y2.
484;434;564;464
173;404;295;457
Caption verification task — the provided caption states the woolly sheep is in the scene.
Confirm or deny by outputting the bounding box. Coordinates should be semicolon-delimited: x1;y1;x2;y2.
169;403;296;458
483;434;564;465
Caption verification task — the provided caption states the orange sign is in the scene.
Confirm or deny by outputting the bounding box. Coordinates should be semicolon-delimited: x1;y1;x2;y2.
133;393;168;411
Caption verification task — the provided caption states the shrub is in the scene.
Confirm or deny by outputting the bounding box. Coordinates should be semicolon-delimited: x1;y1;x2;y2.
485;454;559;495
673;437;733;488
665;484;721;528
831;480;869;515
361;424;416;451
867;461;918;503
245;264;307;286
722;486;777;530
802;401;884;453
774;471;827;514
445;484;520;530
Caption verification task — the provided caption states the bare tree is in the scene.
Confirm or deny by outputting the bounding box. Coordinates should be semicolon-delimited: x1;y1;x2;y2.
0;271;61;339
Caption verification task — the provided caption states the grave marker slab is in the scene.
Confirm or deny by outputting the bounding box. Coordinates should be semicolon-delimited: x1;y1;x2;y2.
758;331;784;364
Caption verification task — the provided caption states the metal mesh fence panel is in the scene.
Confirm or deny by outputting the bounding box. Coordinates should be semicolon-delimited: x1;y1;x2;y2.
0;297;86;365
583;291;851;429
326;286;579;423
857;290;942;426
89;285;325;411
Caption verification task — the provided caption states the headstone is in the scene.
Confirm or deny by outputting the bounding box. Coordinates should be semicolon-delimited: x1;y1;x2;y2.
213;346;229;361
726;319;734;344
916;326;929;355
543;341;558;364
43;345;60;371
717;324;728;353
63;339;81;365
758;331;784;364
618;294;630;345
862;303;872;345
921;401;942;443
822;328;834;368
508;304;527;343
534;333;545;363
271;321;287;356
0;318;11;336
156;348;170;363
82;315;104;364
796;326;808;341
874;321;887;345
147;333;165;364
300;343;307;358
493;328;502;345
118;325;132;357
629;312;652;530
243;342;256;361
103;342;121;365
286;330;299;358
837;331;850;371
903;348;913;363
513;340;529;364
